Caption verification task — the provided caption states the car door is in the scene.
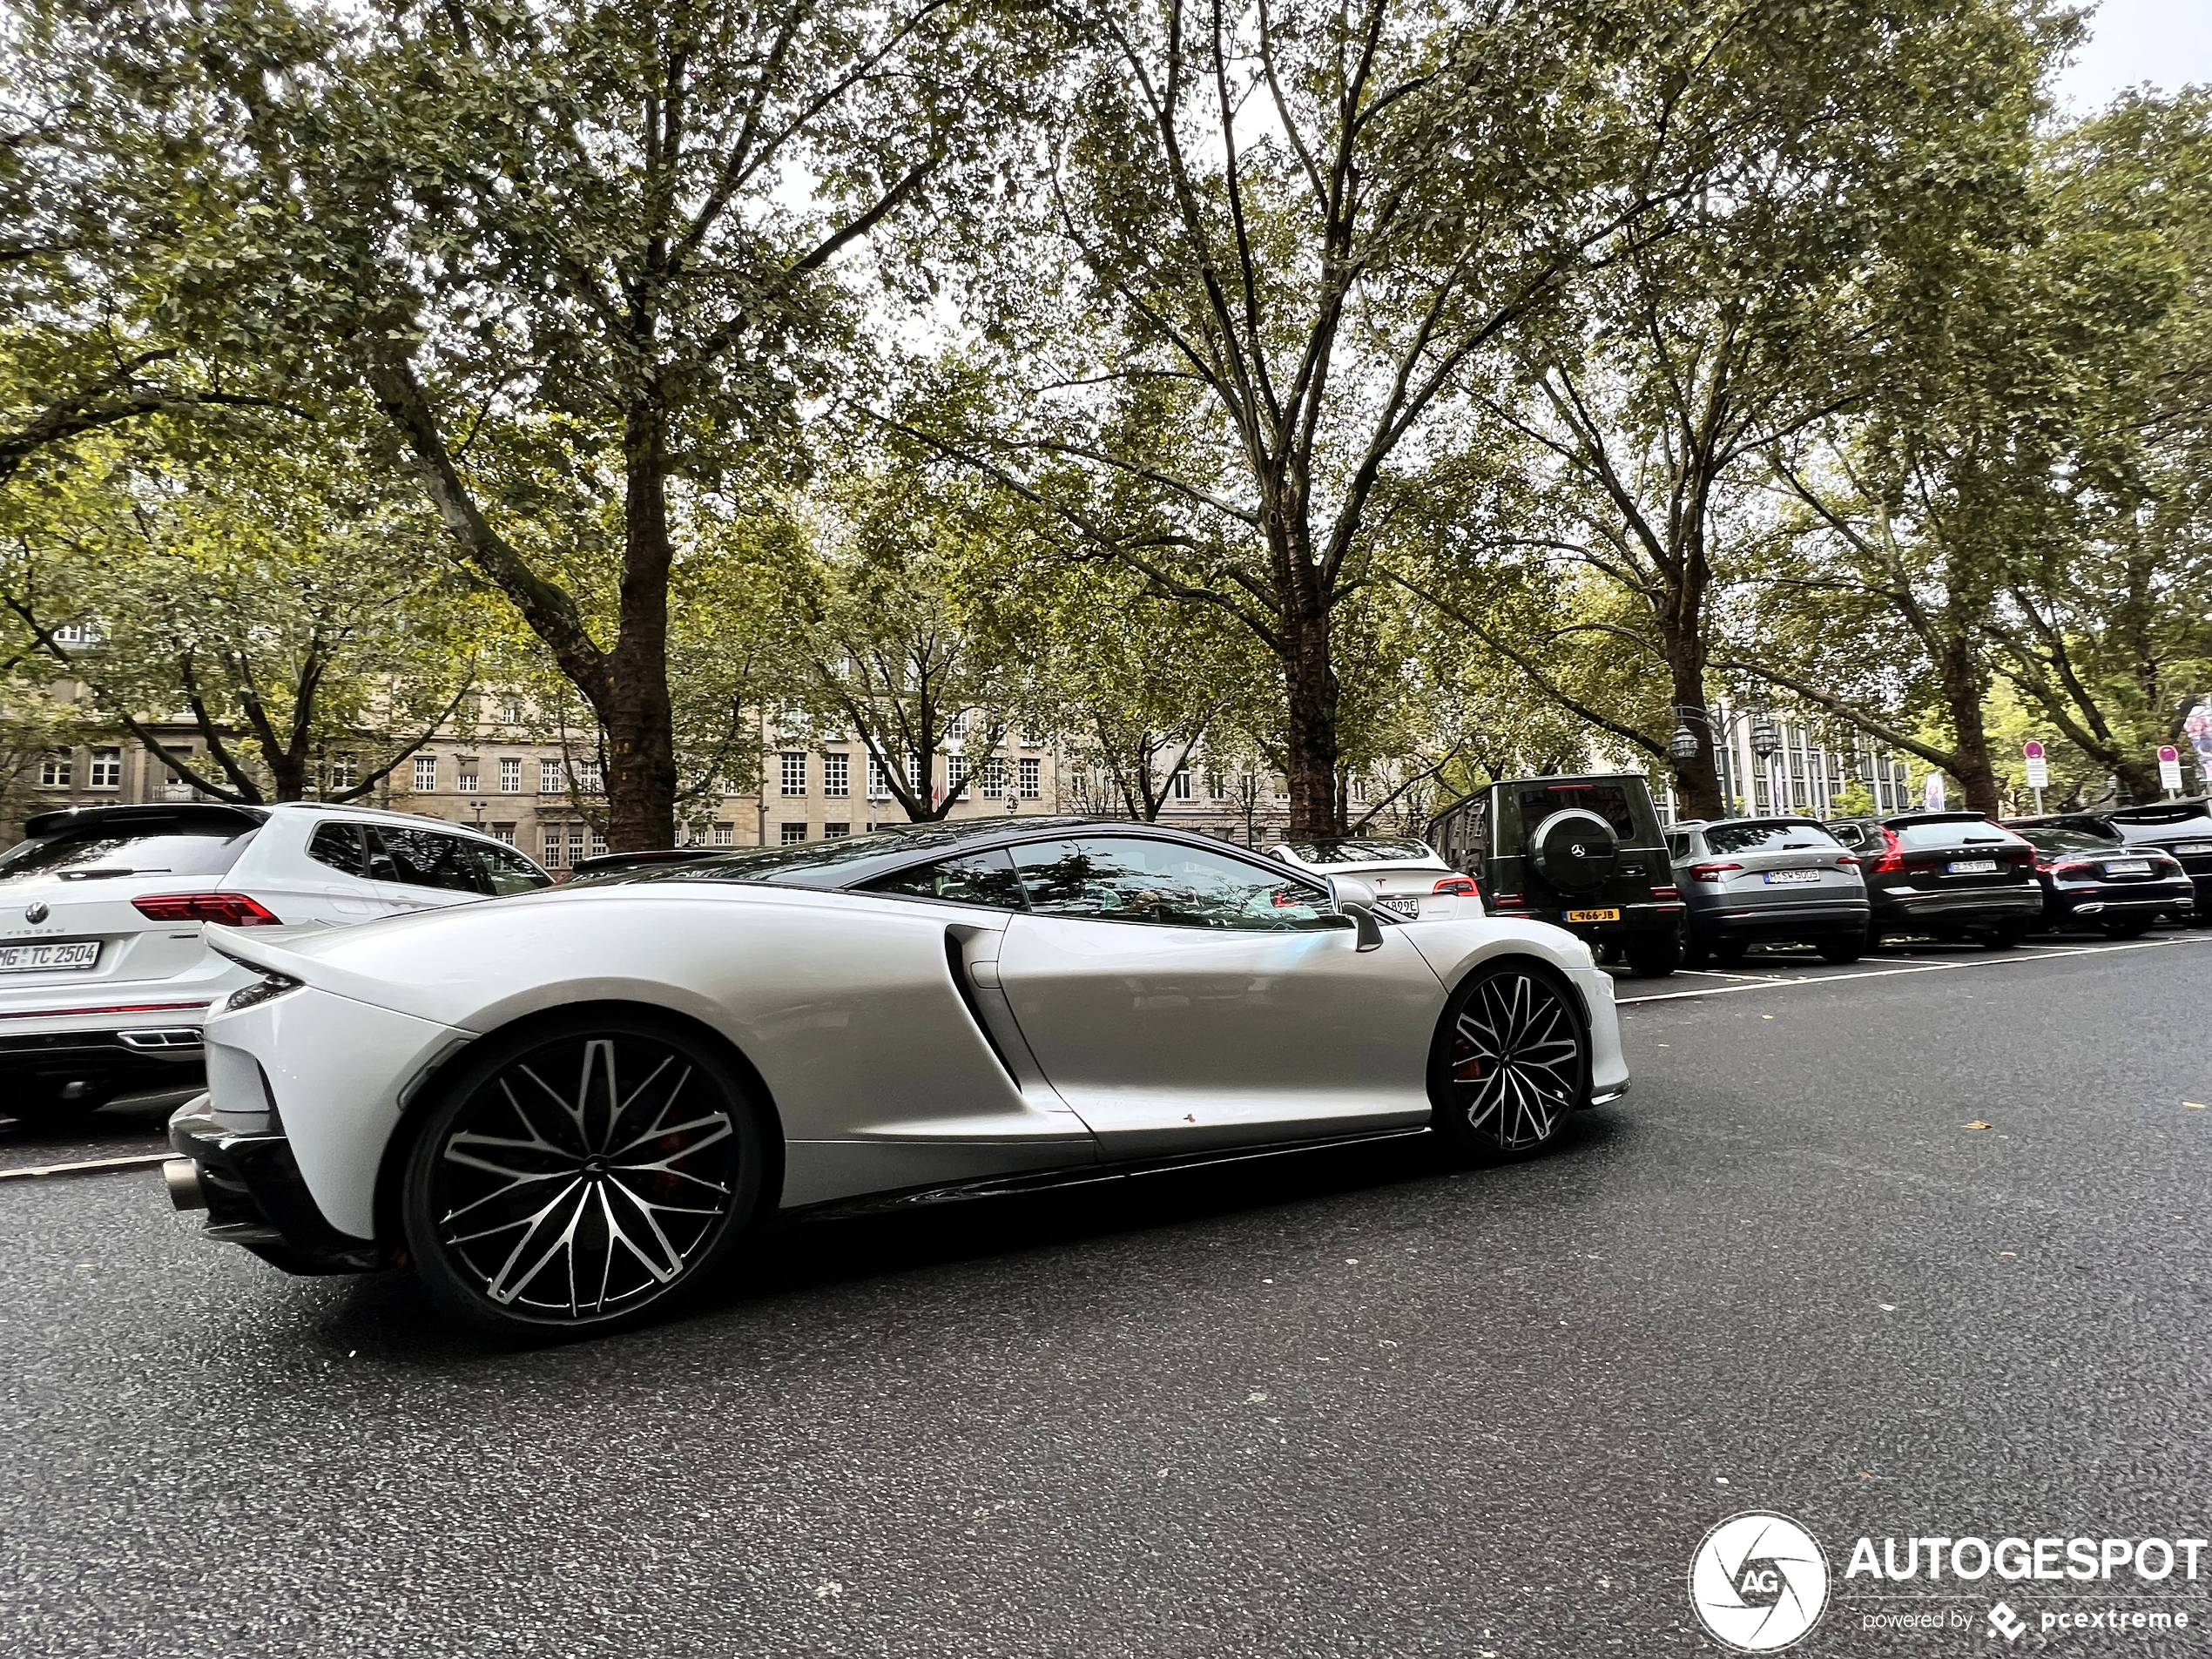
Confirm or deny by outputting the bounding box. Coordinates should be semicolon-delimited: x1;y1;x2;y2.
293;821;407;921
359;824;495;913
993;833;1445;1157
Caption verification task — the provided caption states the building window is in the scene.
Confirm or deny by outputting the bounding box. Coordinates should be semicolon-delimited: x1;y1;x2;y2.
944;710;969;743
498;756;522;792
500;696;525;725
88;749;121;789
779;752;807;796
1019;757;1042;799
947;753;967;793
780;821;808;845
1206;769;1226;799
1019;731;1044;749
539;759;563;793
1170;767;1192;801
576;760;603;795
591;829;607;859
823;753;850;798
822;822;850;839
542;827;564;867
867;756;891;799
1349;773;1366;804
566;826;587;867
413;755;437;792
977;757;1005;797
455;760;478;792
711;822;734;846
37;752;69;787
328;754;357;791
490;822;516;845
906;752;924;796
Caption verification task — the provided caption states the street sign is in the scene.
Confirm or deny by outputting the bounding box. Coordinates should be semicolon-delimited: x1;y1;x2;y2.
2021;740;2048;791
2159;745;2184;794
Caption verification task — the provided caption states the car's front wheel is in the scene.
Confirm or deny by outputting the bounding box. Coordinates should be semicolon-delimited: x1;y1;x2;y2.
401;1017;765;1340
1429;961;1588;1163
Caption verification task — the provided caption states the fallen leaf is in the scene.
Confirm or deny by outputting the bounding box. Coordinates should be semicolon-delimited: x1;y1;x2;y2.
2000;1251;2017;1258
1878;1303;1898;1312
1858;1471;1876;1480
1962;1120;1992;1130
1760;1014;1775;1021
2186;1102;2207;1110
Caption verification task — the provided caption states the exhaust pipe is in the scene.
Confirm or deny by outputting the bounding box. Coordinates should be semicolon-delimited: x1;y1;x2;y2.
163;1158;206;1211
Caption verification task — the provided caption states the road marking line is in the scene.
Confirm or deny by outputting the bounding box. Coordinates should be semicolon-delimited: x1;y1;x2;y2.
0;1151;172;1182
1616;934;2209;1003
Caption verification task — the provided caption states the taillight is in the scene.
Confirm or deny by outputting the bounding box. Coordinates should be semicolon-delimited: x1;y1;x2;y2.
2048;860;2094;878
1835;854;1860;868
1869;827;1904;874
132;893;283;926
1432;876;1478;898
1649;885;1682;901
1489;892;1527;909
1688;862;1743;882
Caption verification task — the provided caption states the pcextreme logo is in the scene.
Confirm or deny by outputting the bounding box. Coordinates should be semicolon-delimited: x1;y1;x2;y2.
1689;1512;1831;1652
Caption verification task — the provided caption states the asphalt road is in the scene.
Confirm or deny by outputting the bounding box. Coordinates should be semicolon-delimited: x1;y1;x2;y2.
3;933;2209;1657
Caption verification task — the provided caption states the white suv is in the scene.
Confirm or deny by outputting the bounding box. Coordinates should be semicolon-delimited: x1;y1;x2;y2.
0;801;550;1124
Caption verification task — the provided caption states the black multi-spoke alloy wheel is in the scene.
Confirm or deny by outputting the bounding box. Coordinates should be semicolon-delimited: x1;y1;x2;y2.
1428;961;1589;1163
401;1018;764;1339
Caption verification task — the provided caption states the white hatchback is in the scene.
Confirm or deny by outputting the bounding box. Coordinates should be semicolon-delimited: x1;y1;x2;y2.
1267;835;1483;921
0;801;549;1124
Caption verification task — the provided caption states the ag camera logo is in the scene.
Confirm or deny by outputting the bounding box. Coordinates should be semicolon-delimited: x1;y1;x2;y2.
1689;1512;1831;1651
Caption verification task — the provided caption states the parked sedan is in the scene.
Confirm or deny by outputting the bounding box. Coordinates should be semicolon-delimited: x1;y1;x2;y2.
2010;799;2212;921
2003;824;2194;937
0;802;549;1124
165;817;1628;1339
1664;818;1870;966
1267;835;1480;921
1823;812;2040;948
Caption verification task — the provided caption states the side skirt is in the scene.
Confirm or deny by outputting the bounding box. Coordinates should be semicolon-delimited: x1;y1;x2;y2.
780;1124;1438;1224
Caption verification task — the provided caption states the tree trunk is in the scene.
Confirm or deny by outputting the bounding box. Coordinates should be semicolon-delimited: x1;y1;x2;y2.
1933;634;2000;815
1662;641;1724;819
1283;613;1341;840
604;400;679;850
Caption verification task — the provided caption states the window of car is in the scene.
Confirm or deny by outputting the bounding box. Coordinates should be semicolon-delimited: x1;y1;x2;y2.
307;821;368;877
1498;781;1648;846
1664;832;1692;860
2013;826;2119;854
1277;838;1436;866
0;820;257;884
1010;836;1336;930
864;846;1028;909
366;826;491;894
1703;820;1844;855
475;840;552;894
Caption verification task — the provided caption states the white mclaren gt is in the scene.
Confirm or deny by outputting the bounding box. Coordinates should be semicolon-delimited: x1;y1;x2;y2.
165;819;1628;1338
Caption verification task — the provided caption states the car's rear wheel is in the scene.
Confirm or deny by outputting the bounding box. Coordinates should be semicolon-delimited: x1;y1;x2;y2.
1624;934;1679;977
1710;939;1750;967
2;1080;115;1129
1429;961;1588;1163
2100;916;2155;940
1816;934;1864;964
401;1018;765;1340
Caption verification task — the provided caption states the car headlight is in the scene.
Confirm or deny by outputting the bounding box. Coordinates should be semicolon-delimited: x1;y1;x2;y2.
225;969;302;1013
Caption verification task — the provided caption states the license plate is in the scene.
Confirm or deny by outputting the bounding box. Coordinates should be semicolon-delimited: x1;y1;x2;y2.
1947;860;1998;874
2174;843;2212;855
1763;869;1822;885
1375;894;1420;918
0;939;100;974
1565;907;1622;922
2104;860;2152;876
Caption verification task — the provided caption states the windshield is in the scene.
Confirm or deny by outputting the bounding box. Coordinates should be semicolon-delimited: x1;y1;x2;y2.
1278;838;1438;866
2013;826;2121;854
1702;821;1841;855
0;824;257;883
1891;818;2021;851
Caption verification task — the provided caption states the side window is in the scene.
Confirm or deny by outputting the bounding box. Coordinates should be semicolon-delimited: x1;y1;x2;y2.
476;840;552;895
1012;836;1335;931
865;847;1028;909
307;821;367;878
1663;832;1689;860
366;826;491;894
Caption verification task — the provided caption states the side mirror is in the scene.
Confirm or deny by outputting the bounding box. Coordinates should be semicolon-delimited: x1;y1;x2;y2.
1326;874;1386;951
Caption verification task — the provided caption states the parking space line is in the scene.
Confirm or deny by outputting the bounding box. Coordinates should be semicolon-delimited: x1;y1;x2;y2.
1615;934;2209;1004
0;1151;172;1183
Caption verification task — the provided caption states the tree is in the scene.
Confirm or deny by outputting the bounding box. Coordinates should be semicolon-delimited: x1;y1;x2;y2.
48;0;1037;848
0;420;479;802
